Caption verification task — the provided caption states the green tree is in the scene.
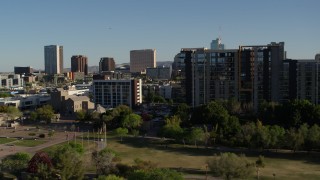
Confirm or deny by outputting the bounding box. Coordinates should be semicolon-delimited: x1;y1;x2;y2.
128;168;183;180
0;93;12;98
306;124;320;150
285;124;308;152
255;155;266;180
174;103;190;126
35;105;55;123
95;175;124;180
207;153;254;180
268;125;285;150
238;122;256;148
159;115;184;139
220;116;241;145
92;148;117;175
75;109;86;121
252;121;271;149
50;143;85;180
191;101;229;125
121;113;142;132
30;111;38;121
114;127;128;141
106;105;133;129
0;152;31;175
187;127;205;148
0;105;9;112
7;106;22;120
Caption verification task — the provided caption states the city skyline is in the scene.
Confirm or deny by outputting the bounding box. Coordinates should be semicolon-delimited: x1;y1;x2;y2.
0;0;319;72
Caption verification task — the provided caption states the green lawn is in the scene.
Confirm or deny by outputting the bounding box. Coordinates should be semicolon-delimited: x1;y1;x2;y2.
41;135;320;180
106;137;320;180
13;139;47;147
0;138;16;144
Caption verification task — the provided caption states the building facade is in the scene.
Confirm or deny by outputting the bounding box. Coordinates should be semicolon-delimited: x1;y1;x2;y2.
44;45;63;74
177;42;287;110
280;58;320;105
179;48;239;107
146;66;172;80
0;74;24;89
130;49;156;73
238;42;285;110
14;66;33;75
93;79;142;108
211;37;225;50
65;96;94;116
71;55;88;75
99;57;115;72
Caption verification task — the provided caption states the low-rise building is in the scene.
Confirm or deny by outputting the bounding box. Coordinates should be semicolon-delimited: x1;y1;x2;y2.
65;95;94;116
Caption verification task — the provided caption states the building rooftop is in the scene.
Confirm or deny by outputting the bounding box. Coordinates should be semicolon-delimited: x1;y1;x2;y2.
67;95;90;102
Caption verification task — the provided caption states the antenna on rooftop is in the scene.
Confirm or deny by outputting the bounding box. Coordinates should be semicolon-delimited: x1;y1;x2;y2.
218;26;222;48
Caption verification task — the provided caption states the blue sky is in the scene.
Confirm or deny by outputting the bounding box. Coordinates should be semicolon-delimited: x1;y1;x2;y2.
0;0;319;71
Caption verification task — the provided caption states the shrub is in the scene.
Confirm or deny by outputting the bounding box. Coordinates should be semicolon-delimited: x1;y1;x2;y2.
207;153;254;179
38;134;46;138
116;163;134;178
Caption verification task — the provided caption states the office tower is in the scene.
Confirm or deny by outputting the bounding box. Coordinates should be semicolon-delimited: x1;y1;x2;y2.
130;49;156;73
71;55;88;75
44;45;63;74
93;79;142;108
211;37;225;50
99;57;115;73
14;66;33;75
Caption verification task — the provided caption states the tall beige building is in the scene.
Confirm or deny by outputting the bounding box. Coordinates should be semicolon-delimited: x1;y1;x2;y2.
130;49;156;73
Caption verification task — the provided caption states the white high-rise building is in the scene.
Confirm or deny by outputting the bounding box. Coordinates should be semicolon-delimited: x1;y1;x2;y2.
44;45;63;74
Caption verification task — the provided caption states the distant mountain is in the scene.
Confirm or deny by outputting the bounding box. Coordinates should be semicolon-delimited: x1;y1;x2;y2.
88;66;99;73
157;61;173;67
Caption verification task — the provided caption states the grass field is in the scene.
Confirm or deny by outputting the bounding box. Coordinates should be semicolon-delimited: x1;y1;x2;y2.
12;139;47;147
42;135;320;180
0;138;16;144
105;137;320;180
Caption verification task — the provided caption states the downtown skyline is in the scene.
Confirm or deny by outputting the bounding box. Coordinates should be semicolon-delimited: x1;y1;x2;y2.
0;0;319;72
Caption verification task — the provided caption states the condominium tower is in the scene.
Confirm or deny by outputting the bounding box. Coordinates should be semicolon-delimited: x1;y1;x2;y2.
71;55;88;75
130;49;156;73
44;45;63;74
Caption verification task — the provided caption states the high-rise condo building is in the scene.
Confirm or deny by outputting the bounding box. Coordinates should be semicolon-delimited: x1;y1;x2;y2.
44;45;63;74
177;42;285;110
130;49;156;73
71;55;88;75
238;42;285;110
179;48;238;107
99;57;115;73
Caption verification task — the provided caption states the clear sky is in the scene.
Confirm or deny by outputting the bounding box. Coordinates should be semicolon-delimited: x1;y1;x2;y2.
0;0;319;72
